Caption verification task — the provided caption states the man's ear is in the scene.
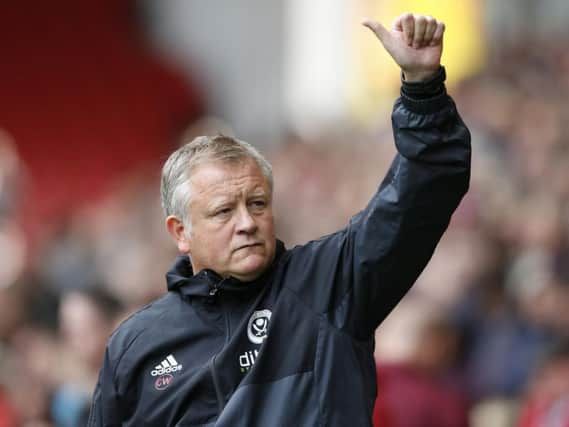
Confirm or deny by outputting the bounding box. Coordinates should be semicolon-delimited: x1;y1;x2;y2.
165;216;191;254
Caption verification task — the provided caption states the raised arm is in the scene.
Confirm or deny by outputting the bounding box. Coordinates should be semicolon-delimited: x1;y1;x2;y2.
284;13;471;340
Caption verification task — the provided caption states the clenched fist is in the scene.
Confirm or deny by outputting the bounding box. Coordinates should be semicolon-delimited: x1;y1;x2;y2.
362;13;445;82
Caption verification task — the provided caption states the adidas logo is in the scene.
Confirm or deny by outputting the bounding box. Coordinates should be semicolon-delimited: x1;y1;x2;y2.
151;354;183;377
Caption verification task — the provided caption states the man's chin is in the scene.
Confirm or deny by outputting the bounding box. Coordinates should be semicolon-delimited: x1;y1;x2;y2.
231;256;269;282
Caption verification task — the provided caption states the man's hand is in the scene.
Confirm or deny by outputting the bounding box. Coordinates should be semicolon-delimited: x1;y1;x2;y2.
362;13;445;82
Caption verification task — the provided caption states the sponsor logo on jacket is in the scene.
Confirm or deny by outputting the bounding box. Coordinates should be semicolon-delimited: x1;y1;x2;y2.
239;349;259;373
151;354;183;390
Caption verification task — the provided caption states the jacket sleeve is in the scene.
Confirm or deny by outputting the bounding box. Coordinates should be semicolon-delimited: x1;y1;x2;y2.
87;348;124;427
283;68;471;340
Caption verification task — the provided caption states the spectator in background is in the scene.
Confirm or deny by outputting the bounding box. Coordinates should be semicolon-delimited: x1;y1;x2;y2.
1;317;58;427
52;288;123;427
517;342;569;427
373;315;470;427
0;390;19;427
0;129;24;218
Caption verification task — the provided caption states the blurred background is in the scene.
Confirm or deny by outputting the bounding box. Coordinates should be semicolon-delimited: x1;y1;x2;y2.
1;0;569;426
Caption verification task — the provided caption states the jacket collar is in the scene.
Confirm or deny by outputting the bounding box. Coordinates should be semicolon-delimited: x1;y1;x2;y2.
166;239;286;299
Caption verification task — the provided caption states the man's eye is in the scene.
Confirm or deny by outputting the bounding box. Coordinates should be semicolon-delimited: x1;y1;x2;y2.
250;200;266;209
214;208;232;217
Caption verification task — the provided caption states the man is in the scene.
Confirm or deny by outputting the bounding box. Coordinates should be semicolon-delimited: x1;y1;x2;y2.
88;13;471;426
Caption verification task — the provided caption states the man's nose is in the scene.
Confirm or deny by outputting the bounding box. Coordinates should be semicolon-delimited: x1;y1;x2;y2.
235;206;258;234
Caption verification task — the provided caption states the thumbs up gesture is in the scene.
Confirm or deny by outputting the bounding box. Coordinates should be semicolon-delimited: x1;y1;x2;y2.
362;13;445;82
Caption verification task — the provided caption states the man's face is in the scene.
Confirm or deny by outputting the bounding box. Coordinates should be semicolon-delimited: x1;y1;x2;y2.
179;158;276;282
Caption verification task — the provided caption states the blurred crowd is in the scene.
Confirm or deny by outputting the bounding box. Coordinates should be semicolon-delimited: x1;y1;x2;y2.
1;37;569;427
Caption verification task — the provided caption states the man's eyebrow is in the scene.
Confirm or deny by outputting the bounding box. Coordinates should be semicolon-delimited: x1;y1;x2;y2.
249;187;268;196
205;194;235;207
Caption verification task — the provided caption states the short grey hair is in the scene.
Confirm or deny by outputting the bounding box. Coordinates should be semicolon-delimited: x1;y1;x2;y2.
160;135;273;227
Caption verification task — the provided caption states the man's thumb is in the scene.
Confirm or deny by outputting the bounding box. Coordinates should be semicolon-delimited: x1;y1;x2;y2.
361;19;389;44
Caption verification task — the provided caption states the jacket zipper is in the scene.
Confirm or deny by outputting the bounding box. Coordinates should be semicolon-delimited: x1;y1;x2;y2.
209;277;232;343
207;275;230;413
209;355;226;413
208;281;219;297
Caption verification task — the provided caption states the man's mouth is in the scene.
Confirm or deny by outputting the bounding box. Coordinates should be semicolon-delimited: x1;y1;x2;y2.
235;242;262;251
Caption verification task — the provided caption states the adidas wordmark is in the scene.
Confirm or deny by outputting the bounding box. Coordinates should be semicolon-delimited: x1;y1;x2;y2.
151;354;183;376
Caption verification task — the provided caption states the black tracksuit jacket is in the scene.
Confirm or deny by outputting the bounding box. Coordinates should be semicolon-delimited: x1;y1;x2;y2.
88;69;471;427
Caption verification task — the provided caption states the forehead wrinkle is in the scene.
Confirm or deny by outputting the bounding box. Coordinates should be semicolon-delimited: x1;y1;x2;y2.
191;173;266;198
188;161;270;212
